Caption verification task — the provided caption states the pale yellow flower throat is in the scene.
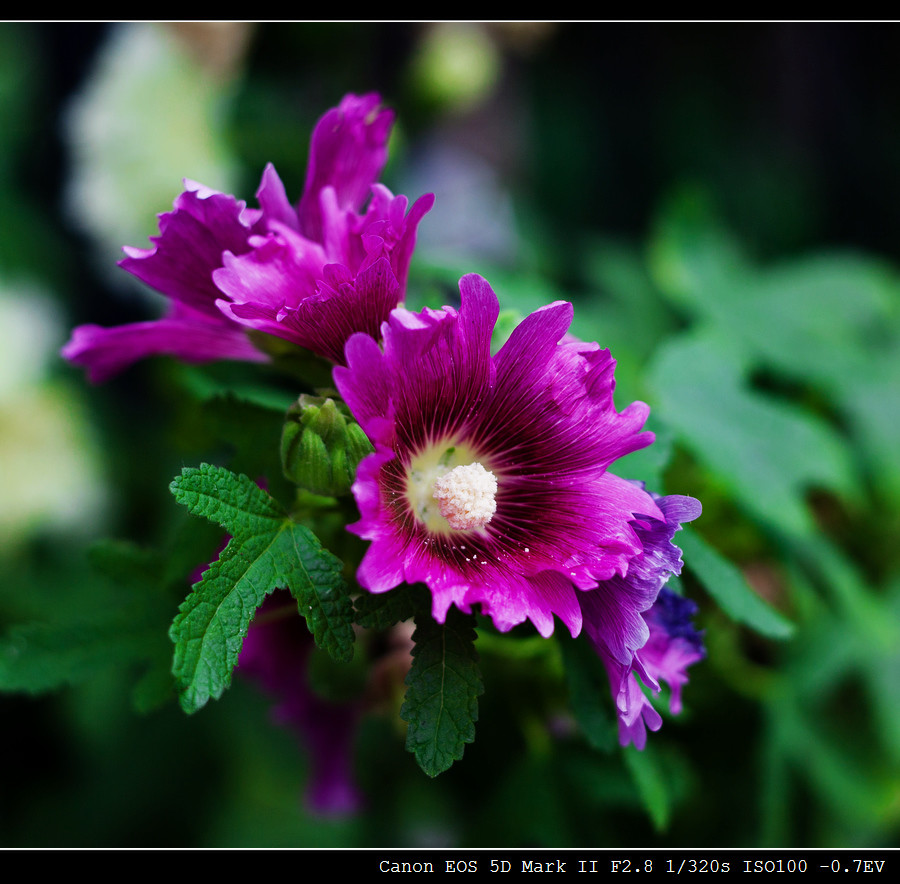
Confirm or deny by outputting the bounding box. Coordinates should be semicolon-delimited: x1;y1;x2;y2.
406;442;497;533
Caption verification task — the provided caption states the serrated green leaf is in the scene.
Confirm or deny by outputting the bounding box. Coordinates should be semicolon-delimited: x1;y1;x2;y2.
400;606;483;777
169;463;354;714
354;583;430;631
679;528;794;639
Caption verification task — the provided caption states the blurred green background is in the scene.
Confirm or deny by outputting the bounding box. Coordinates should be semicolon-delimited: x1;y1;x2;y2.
2;21;900;847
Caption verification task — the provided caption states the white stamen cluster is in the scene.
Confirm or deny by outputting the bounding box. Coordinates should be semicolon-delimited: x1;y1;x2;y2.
432;462;498;530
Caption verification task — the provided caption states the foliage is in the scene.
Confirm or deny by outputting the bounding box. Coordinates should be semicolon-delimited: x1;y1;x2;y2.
2;22;899;848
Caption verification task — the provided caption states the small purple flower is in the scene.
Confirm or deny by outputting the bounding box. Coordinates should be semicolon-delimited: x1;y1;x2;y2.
334;273;700;666
601;589;705;750
641;587;706;717
581;494;704;748
62;93;433;382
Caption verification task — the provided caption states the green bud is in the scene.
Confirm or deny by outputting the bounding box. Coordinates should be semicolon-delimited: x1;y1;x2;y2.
281;395;373;496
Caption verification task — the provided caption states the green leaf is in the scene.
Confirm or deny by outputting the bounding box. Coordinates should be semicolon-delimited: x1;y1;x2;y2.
202;393;289;486
679;528;794;639
648;330;859;537
0;617;160;694
400;606;484;777
650;191;900;504
558;632;616;752
0;539;173;699
169;463;354;714
623;742;671;832
354;583;430;631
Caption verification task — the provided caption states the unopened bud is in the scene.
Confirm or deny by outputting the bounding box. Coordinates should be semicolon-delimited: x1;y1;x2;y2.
281;395;373;496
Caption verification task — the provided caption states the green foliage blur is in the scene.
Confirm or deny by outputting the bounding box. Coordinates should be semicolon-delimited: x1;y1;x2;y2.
2;22;900;847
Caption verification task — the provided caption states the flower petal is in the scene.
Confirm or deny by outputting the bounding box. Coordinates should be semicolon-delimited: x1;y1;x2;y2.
216;245;401;365
339;274;685;643
297;92;395;243
581;494;704;748
119;180;263;315
255;162;300;232
61;308;266;383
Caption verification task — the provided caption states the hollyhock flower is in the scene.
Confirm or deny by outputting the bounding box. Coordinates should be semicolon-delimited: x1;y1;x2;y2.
238;591;363;817
641;587;705;716
333;273;700;659
62;92;433;382
581;493;704;748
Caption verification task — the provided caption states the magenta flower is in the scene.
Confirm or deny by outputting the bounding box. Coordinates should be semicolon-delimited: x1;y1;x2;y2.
333;273;701;674
62;93;433;382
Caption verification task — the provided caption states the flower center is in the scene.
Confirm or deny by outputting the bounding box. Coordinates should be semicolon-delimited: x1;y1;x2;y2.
405;443;497;533
432;463;497;530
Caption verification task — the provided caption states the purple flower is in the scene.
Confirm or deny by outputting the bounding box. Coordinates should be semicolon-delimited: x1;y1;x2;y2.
238;592;363;817
581;494;704;748
641;587;705;716
62;93;433;382
333;273;699;657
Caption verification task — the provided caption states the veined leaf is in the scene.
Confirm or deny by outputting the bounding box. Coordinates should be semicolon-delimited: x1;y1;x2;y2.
354;583;429;631
401;606;483;777
169;463;354;714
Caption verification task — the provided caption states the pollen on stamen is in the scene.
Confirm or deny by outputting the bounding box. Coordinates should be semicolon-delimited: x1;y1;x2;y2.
432;462;497;531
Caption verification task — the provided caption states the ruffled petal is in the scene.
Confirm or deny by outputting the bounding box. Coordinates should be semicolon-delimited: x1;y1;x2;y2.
336;336;397;437
217;248;400;365
66;94;429;381
340;274;686;644
374;275;498;454
638;587;706;715
119;180;263;315
580;493;703;748
582;491;699;664
298;92;395;243
613;674;664;751
358;190;436;291
255;162;300;232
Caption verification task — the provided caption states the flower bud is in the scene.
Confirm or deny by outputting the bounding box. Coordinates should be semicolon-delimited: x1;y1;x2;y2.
281;395;373;496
